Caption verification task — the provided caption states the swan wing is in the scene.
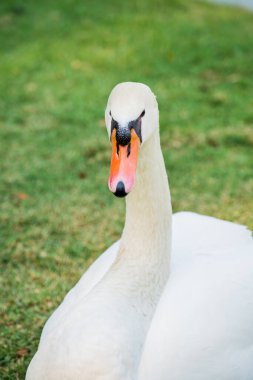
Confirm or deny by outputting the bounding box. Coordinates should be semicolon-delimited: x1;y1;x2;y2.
139;212;253;380
39;240;120;343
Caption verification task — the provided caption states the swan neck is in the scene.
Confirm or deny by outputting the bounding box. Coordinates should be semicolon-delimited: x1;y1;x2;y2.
120;129;172;286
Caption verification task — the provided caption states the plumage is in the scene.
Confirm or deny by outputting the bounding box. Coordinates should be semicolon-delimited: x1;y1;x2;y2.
26;83;253;380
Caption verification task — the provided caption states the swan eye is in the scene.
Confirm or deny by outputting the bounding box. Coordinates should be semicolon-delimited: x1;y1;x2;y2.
109;111;112;117
140;110;145;118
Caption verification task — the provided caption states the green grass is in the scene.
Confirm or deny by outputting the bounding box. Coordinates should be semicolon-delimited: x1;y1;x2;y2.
0;0;253;378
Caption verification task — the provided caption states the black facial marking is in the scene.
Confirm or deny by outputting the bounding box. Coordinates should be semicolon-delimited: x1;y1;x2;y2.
128;117;142;143
110;118;118;139
110;110;144;145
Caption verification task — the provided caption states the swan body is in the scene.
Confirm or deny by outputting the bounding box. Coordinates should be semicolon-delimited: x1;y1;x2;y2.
26;83;253;380
139;212;253;380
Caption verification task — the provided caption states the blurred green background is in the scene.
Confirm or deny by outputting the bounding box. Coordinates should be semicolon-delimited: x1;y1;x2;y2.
0;0;252;378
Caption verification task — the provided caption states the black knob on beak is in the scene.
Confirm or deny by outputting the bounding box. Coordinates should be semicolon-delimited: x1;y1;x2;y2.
114;181;127;197
116;127;131;146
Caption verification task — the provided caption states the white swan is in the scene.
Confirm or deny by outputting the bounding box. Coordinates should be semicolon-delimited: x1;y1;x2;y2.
26;82;253;380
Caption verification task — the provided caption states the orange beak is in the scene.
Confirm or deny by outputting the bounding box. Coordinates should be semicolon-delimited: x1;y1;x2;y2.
108;128;141;197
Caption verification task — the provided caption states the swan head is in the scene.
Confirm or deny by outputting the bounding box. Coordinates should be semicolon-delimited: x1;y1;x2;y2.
105;82;158;197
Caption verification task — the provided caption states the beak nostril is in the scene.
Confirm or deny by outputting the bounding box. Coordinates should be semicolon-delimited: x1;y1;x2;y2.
114;181;127;198
127;143;131;158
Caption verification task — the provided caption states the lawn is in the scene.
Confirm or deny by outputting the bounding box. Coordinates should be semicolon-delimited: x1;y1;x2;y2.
0;0;252;378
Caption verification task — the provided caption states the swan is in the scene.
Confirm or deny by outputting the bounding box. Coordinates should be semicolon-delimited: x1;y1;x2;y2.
26;82;253;380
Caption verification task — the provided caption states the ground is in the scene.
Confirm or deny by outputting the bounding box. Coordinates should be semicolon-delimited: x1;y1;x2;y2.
0;0;252;378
